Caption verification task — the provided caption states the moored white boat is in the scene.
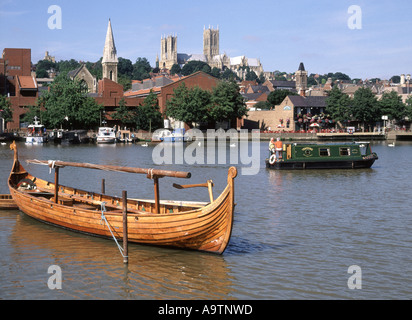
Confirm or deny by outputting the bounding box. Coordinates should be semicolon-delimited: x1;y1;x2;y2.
25;117;47;144
96;127;116;144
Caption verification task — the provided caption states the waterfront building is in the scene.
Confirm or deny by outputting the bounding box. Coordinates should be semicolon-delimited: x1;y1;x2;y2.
0;48;38;130
125;71;219;117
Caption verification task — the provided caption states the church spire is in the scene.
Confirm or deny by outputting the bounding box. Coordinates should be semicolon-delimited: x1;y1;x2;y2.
102;19;118;64
102;19;118;82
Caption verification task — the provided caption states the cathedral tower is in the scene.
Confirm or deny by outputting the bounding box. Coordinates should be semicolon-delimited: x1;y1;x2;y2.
203;26;219;61
295;62;308;96
102;19;118;82
160;34;177;70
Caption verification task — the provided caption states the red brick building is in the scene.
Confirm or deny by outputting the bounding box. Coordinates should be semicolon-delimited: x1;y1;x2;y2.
125;71;219;115
95;78;143;126
0;48;38;130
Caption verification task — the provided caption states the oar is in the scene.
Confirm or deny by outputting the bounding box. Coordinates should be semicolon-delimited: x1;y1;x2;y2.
173;182;210;189
173;180;214;203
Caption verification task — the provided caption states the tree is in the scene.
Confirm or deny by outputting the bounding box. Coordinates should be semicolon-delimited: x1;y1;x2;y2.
170;64;181;75
39;72;103;129
111;97;137;128
166;83;212;126
118;57;133;79
379;91;405;122
245;70;258;82
267;89;298;108
0;95;13;125
35;59;56;78
209;80;248;123
221;68;239;81
133;57;152;80
135;91;163;131
210;67;221;78
22;105;42;124
181;61;211;76
257;73;266;84
390;75;400;84
56;59;81;73
351;87;379;130
325;86;352;123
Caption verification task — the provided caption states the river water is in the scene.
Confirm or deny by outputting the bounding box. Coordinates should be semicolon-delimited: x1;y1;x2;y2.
0;140;411;300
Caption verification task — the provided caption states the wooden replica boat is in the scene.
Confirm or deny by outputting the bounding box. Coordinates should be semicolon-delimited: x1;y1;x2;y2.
266;141;378;170
8;142;237;254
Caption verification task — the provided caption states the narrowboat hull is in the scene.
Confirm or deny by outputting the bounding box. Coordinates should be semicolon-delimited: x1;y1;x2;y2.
265;142;378;170
265;157;377;170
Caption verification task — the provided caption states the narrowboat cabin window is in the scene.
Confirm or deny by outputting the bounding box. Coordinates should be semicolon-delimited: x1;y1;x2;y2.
319;148;330;157
339;147;350;156
358;143;368;156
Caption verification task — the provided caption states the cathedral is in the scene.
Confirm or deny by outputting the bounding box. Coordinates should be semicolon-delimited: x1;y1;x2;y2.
159;26;264;79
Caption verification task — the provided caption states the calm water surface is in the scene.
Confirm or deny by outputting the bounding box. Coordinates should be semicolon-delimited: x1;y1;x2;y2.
0;140;411;299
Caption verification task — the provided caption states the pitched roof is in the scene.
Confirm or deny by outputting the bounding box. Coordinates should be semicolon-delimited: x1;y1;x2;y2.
269;80;296;88
288;95;327;107
16;75;37;90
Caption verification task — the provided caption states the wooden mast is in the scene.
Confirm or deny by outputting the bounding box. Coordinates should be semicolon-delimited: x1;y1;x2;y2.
26;159;191;179
26;158;191;214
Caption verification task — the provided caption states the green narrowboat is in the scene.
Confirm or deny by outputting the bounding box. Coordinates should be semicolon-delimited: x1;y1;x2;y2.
265;141;378;170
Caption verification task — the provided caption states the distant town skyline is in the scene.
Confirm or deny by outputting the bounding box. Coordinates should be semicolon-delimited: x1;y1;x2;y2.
1;0;411;80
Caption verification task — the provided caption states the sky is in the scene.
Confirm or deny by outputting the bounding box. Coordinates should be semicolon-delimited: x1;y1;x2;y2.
1;0;411;80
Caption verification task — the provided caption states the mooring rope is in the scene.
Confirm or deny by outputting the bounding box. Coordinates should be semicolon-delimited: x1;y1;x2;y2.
100;202;128;259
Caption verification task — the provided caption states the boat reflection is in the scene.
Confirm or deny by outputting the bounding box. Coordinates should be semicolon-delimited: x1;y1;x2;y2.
11;211;233;299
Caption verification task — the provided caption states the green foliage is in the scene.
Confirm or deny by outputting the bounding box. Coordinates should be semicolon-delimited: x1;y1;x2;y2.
390;75;400;84
22;105;41;124
307;72;352;87
0;95;13;123
325;86;352;122
170;64;181;75
351;87;379;127
379;91;405;121
267;89;298;108
111;98;137;127
133;57;152;80
118;57;133;79
39;73;103;129
181;61;211;76
166;83;212;126
135;91;163;131
221;68;239;81
209;80;248;123
254;101;271;110
245;70;258;82
166;81;247;126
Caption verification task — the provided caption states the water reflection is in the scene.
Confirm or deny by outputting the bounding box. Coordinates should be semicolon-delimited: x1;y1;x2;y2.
9;211;233;299
2;141;412;299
